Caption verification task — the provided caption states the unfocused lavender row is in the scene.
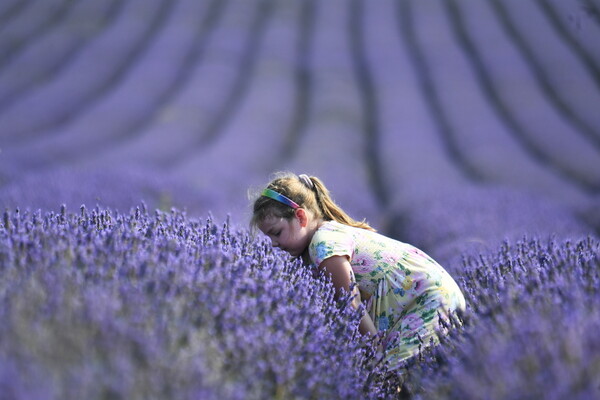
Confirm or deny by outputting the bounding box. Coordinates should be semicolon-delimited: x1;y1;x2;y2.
0;166;215;217
395;182;596;274
0;205;389;400
402;235;600;400
1;0;599;231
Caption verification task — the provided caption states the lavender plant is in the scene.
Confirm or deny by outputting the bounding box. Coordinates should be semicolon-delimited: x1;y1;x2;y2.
399;235;600;400
0;205;390;400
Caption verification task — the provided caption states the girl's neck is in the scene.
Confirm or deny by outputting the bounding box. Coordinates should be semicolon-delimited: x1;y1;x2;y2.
301;218;324;265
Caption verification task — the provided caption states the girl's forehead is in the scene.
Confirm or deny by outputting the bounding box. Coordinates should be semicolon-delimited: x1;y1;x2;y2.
257;216;284;231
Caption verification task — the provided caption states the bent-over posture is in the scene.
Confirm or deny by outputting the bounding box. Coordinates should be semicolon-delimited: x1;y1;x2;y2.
251;172;466;369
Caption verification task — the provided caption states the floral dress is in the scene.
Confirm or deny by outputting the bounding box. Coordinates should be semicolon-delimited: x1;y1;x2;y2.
308;221;466;369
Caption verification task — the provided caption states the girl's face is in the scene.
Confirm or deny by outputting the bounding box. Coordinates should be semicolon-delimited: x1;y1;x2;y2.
257;210;312;258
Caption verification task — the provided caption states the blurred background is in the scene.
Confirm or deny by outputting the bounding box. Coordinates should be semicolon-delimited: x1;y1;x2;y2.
0;0;599;267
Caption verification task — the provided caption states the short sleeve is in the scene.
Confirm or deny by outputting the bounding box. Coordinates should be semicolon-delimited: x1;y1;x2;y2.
308;225;355;266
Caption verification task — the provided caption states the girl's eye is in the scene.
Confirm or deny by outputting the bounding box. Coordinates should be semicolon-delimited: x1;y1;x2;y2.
274;230;281;237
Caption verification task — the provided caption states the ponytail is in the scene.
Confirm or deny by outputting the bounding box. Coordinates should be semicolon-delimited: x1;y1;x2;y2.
251;172;376;232
309;177;376;232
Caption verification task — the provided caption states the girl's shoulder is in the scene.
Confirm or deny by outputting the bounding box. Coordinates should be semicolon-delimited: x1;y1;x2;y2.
312;221;384;246
312;220;351;241
315;220;366;239
319;220;383;238
317;221;405;250
318;220;347;232
309;221;357;265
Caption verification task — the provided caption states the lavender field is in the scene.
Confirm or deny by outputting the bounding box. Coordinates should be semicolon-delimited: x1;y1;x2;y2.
1;0;599;399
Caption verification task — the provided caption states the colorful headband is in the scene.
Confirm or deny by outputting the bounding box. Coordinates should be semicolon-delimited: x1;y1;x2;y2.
261;188;300;209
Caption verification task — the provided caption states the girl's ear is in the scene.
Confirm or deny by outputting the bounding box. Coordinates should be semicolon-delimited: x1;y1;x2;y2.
295;208;309;227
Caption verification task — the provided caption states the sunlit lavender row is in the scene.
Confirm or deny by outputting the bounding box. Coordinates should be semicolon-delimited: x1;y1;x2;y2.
0;205;390;399
403;235;600;400
1;204;597;399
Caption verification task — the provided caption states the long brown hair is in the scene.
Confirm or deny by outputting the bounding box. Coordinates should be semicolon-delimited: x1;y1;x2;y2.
250;172;375;231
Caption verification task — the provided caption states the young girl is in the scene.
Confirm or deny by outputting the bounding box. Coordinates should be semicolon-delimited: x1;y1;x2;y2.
251;172;466;369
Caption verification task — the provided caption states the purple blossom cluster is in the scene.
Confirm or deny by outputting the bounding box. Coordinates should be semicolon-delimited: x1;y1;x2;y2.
0;205;391;399
399;235;600;400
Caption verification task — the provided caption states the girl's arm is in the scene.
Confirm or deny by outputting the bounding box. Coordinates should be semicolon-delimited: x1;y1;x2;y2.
357;305;378;336
318;255;378;336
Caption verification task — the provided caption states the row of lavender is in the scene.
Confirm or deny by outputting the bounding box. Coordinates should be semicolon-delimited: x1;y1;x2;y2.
405;234;600;399
0;206;387;399
1;205;598;399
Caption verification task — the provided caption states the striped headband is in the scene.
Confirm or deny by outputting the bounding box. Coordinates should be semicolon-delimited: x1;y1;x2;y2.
261;188;300;209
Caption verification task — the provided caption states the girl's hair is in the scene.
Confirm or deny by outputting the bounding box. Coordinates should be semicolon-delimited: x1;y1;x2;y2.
250;172;375;231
